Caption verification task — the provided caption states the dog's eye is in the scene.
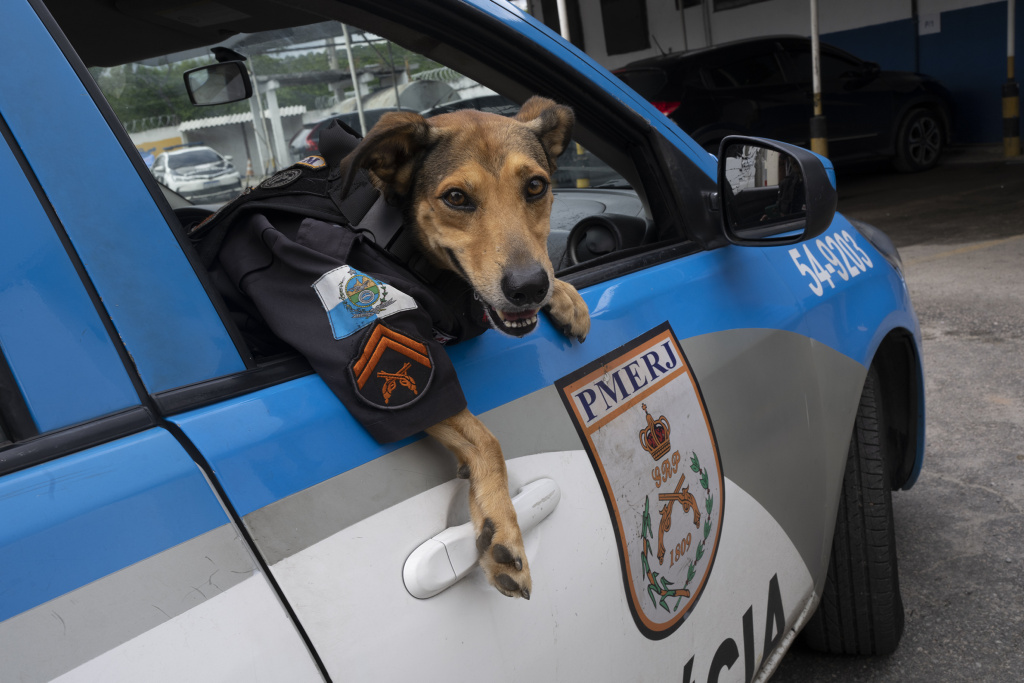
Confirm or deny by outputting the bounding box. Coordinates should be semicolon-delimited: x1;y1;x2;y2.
442;189;471;208
526;178;548;198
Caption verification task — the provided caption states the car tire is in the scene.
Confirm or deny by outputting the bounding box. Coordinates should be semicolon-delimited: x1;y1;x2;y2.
892;109;943;172
800;367;905;655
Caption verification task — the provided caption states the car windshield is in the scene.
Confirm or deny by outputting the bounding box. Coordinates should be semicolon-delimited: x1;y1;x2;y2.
168;149;222;169
88;19;628;205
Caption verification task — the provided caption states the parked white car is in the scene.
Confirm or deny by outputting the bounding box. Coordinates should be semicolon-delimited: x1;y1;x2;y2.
150;145;242;203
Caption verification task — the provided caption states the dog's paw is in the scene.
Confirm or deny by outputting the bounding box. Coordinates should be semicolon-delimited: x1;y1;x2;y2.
476;517;532;599
546;279;590;343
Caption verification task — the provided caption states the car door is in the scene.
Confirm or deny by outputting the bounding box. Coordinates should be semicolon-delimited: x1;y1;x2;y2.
25;0;919;681
0;62;322;682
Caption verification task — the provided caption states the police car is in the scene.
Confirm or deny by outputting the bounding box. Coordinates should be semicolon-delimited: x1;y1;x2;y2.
0;1;923;681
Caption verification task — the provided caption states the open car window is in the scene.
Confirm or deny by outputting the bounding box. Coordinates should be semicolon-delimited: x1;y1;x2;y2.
69;8;684;366
83;16;663;282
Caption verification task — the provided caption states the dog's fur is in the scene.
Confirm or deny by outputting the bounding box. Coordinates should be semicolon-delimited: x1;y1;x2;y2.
340;96;590;598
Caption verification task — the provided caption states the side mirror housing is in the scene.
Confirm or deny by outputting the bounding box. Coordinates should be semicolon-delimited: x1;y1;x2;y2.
183;61;253;106
717;136;837;247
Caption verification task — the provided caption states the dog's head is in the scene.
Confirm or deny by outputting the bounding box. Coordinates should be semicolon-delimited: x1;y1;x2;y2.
341;96;574;337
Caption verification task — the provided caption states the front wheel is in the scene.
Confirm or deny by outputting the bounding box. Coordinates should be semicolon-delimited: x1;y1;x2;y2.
893;109;944;172
800;367;905;655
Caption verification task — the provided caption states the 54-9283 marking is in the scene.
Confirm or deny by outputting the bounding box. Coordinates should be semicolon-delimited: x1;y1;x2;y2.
789;229;874;296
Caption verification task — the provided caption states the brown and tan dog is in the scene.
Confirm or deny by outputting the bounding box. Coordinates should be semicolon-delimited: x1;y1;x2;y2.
340;96;590;598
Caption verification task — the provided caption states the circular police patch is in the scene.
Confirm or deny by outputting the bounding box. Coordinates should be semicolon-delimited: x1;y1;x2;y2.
260;168;302;189
350;322;433;410
343;272;384;313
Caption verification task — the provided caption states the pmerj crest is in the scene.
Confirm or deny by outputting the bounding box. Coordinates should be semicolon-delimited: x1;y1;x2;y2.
556;324;724;639
341;271;394;318
638;404;715;616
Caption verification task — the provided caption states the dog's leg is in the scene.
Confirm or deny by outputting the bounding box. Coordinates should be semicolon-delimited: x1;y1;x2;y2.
426;408;531;599
546;278;591;342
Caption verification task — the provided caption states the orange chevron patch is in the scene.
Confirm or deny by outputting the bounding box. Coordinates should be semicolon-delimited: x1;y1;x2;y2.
353;324;430;388
350;323;433;409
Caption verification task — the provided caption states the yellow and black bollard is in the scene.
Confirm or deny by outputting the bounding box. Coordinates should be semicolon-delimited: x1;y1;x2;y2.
1005;1;1020;158
810;113;829;158
1005;77;1021;159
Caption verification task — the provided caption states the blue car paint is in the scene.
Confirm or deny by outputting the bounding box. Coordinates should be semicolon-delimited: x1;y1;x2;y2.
0;428;229;622
0;1;245;394
0;130;139;431
171;376;414;518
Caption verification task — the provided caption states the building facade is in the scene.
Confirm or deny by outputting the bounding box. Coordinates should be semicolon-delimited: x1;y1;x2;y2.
528;0;1022;144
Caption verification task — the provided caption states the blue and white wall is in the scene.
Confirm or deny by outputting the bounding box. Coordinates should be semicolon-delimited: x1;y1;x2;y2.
537;0;1022;144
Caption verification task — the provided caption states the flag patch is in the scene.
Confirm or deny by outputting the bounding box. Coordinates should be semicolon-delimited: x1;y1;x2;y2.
313;265;417;340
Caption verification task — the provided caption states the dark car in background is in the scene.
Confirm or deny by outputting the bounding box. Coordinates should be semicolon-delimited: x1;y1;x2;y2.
615;36;953;172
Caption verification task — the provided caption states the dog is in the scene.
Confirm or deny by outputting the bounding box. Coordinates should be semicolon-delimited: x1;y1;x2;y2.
339;96;591;598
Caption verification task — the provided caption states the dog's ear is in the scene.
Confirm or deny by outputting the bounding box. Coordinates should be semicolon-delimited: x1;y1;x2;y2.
515;96;575;170
340;111;433;201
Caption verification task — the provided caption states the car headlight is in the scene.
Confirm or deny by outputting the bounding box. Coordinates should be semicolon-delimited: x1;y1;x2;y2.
848;218;903;279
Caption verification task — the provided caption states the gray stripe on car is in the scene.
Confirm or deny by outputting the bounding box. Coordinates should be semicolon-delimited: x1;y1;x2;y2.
685;330;866;585
246;328;866;577
0;524;256;683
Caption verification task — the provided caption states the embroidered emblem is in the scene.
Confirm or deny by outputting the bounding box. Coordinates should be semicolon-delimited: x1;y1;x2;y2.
260;168;302;189
296;155;326;168
341;272;390;317
556;323;724;640
377;362;418;404
313;266;417;340
351;323;433;409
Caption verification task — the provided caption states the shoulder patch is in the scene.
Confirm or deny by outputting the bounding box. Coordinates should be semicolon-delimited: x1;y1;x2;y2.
296;155;327;169
350;322;433;409
313;265;418;339
261;168;302;189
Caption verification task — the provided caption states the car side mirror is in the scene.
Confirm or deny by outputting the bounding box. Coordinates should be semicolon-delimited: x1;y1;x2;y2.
717;136;837;246
183;61;253;106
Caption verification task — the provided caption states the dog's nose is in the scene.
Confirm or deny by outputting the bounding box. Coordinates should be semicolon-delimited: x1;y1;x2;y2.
501;263;549;306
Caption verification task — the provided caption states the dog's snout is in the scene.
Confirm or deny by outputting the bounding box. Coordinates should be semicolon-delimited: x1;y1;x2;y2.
501;263;549;306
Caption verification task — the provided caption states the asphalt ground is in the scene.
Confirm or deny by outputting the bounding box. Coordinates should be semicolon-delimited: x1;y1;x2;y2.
772;147;1024;682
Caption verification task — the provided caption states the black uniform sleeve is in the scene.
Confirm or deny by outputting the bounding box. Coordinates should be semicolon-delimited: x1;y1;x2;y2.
218;213;468;443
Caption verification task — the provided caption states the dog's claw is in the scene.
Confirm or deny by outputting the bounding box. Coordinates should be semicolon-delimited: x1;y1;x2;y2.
456;464;471;479
577;334;586;344
521;587;530;600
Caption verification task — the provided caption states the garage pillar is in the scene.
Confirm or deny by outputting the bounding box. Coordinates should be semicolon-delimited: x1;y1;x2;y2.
1006;0;1020;158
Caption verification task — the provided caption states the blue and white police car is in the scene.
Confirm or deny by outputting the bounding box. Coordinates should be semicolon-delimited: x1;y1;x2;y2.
0;0;923;680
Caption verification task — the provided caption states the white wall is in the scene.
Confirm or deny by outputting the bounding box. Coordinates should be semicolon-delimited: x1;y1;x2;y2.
576;0;1004;69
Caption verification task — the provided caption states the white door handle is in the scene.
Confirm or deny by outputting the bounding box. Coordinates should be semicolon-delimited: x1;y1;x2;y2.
403;478;561;599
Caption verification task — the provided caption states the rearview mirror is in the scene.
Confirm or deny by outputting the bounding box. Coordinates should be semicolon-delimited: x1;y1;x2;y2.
718;136;837;246
183;61;253;106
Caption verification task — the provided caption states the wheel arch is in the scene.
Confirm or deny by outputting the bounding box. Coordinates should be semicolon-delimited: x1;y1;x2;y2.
870;327;925;490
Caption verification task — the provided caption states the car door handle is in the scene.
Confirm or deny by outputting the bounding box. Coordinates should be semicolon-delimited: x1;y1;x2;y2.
403;478;561;599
